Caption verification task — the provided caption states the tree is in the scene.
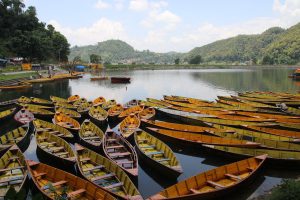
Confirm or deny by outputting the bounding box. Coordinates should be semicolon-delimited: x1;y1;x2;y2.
261;55;274;65
189;55;202;64
73;56;81;63
90;54;101;63
174;58;180;64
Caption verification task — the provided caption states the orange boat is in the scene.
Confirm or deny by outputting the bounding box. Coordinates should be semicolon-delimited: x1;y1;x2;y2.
67;95;80;103
93;96;106;106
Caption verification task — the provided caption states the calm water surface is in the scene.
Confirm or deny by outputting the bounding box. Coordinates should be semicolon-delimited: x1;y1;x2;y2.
0;66;299;199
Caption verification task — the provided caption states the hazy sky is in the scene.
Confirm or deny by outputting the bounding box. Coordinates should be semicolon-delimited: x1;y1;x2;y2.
24;0;300;52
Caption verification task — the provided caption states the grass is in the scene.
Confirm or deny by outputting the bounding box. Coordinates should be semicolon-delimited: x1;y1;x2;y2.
0;72;38;81
0;65;22;73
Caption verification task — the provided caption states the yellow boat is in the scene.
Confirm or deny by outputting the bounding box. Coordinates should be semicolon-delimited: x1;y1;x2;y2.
75;144;142;200
163;95;190;103
0;108;16;121
77;101;93;115
134;130;182;178
33;119;74;140
138;100;166;108
55;107;81;118
21;105;54;119
89;106;108;124
68;94;80;103
119;105;144;118
17;96;31;104
53;113;80;132
123;99;139;108
26;160;116;200
93;96;106;106
148;155;267;200
0;83;32;90
108;104;124;117
54;101;76;109
50;95;68;103
102;99;117;110
244;125;300;139
119;114;140;139
138;107;155;120
73;98;88;107
146;98;174;107
79;120;104;151
0;145;28;198
30;97;53;105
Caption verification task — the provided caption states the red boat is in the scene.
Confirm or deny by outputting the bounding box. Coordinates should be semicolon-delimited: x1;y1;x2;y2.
111;77;131;83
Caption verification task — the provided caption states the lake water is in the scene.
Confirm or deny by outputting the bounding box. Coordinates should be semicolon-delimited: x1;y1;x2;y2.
0;66;299;199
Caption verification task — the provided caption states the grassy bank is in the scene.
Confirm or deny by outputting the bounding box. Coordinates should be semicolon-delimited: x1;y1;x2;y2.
0;72;38;81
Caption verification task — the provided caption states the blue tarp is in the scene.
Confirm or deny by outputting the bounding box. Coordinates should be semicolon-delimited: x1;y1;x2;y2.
75;65;85;69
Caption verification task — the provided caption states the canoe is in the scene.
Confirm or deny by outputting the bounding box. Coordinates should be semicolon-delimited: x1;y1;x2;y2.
107;104;124;118
89;106;108;125
119;114;140;140
17;103;52;110
147;98;174;107
30;97;53;106
203;145;300;167
0;107;16;121
79;119;104;151
68;94;80;103
14;108;34;125
123;99;139;108
102;100;117;110
75;144;142;199
0;126;31;156
216;114;276;122
138;107;155;120
134;130;182;178
0;145;28;198
26;160;116;200
163;99;218;109
55;107;81;119
20;105;54;120
103;130;138;177
50;95;68;103
52;113;80;132
111;77;130;83
26;77;54;83
0;83;32;90
147;128;260;148
163;95;190;103
17;96;31;104
138;100;166;108
243;125;300;139
187;98;215;107
54;101;77;110
119;105;144;118
93;96;106;106
73;98;88;107
77;101;93;115
33;119;74;141
148;155;267;200
90;76;109;81
35;131;75;167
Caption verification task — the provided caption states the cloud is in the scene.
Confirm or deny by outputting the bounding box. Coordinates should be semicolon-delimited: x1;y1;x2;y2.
129;0;148;11
273;0;300;27
95;0;110;9
48;18;127;46
114;0;125;10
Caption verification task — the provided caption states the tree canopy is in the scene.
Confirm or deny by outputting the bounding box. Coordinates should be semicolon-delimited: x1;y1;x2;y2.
0;0;70;62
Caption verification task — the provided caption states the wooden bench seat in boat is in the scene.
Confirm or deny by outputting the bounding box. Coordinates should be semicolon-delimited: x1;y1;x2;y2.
0;175;24;184
106;145;124;149
145;151;163;156
116;160;133;165
109;152;131;158
67;189;86;198
83;136;99;140
48;131;60;134
107;139;117;142
0;166;24;173
91;173;115;181
156;158;170;162
225;173;242;180
9;156;19;161
140;145;155;149
207;180;225;188
83;165;104;172
104;182;123;190
55;151;69;156
42;180;68;190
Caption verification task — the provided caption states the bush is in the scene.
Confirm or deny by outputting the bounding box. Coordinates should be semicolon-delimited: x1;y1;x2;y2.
268;179;300;200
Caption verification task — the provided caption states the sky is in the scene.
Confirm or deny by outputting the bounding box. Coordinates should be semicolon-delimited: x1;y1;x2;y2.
24;0;300;52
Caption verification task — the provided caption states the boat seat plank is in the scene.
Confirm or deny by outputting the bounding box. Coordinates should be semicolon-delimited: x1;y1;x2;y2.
140;145;155;149
43;180;68;190
67;189;86;198
117;160;133;165
0;166;24;173
83;165;104;172
146;151;163;156
207;180;225;188
84;136;100;140
156;158;170;162
104;182;123;190
225;173;242;180
109;152;131;157
106;145;124;149
107;139;117;142
0;175;24;184
91;173;115;181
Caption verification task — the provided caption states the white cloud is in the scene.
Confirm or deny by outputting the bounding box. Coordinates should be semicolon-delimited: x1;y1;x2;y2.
273;0;300;27
48;18;127;46
114;0;125;10
95;0;110;9
129;0;148;11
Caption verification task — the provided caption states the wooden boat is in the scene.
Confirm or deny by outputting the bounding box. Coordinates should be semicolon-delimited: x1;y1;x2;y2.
134;130;182;178
147;98;174;108
102;100;117;110
35;131;75;167
54;101;77;109
243;125;300;139
216;114;276;122
163;99;220;110
68;94;80;103
187;98;216;107
90;76;109;81
17;96;31;104
0;99;17;108
93;96;106;106
75;144;142;199
89;106;108;125
33;119;74;141
17;103;52;110
103;130;138;177
119;105;144;118
55;107;81;119
26;160;116;200
111;77;130;84
79;120;104;151
108;104;124;118
30;97;53;106
148;155;267;200
119;114;140;139
20;105;54;120
50;95;68;103
73;98;88;107
0;83;32;90
163;95;190;103
14;108;34;125
77;101;93;115
0;145;28;199
52;113;80;132
138;100;166;108
147;128;260;148
0;107;16;121
26;77;54;83
123;99;139;108
0;126;31;155
138;107;155;120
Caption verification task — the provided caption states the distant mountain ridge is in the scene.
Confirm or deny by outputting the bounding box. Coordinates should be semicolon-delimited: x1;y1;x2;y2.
69;22;300;65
